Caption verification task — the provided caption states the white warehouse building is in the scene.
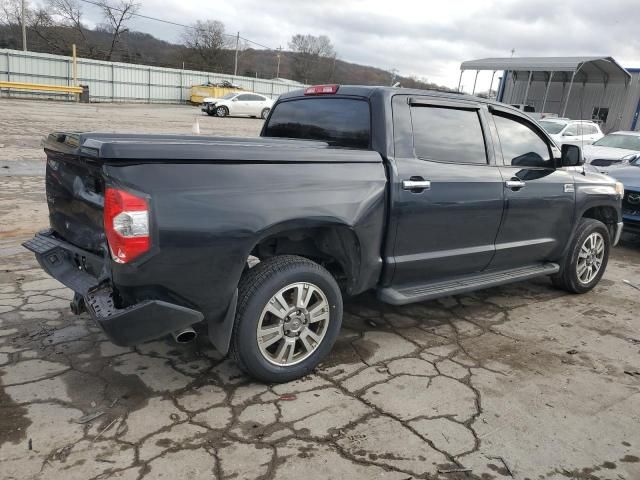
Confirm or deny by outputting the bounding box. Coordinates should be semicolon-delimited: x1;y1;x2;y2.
459;56;640;133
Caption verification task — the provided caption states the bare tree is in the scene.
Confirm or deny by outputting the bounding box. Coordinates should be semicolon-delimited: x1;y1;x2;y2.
97;0;140;60
182;20;231;70
0;0;24;26
288;34;336;83
46;0;96;55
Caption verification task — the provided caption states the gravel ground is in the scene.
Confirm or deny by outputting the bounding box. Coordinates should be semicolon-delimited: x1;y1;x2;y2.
1;100;639;480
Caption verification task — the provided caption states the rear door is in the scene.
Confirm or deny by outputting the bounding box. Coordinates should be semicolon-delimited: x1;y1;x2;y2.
489;108;575;269
233;94;253;115
388;95;505;286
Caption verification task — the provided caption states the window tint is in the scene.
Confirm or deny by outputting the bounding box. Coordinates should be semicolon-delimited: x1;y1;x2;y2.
410;106;487;164
263;98;370;149
493;114;552;168
236;94;252;101
247;94;265;101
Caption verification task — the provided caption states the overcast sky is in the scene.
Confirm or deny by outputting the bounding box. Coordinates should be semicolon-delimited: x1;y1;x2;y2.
75;0;640;90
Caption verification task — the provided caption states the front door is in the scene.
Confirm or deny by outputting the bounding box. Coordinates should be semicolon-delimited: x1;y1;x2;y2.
489;109;575;269
389;96;505;286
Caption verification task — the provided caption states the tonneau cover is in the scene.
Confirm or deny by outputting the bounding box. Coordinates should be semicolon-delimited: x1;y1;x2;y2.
44;133;382;163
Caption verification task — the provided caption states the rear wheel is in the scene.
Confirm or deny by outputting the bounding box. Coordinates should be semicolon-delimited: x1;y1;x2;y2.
261;108;270;119
230;255;342;383
552;218;610;293
216;106;228;117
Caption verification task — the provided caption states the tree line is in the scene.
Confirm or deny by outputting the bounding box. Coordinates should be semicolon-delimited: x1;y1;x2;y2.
1;0;450;90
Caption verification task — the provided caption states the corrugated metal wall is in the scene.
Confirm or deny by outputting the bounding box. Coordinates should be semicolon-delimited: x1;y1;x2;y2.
501;70;640;133
0;48;303;103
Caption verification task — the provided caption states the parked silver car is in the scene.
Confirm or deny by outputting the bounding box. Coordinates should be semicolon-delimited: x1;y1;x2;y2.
538;119;603;147
582;131;640;173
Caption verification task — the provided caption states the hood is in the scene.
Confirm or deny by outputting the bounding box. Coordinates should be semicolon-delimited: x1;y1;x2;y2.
202;97;220;103
583;145;638;160
607;166;640;190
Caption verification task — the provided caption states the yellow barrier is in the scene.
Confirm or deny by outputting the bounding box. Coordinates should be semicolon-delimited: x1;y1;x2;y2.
0;81;83;94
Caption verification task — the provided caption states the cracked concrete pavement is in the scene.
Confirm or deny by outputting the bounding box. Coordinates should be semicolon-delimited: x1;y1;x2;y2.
1;101;640;480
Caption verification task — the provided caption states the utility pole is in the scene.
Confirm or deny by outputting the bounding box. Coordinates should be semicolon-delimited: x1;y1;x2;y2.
276;46;282;78
234;32;239;76
21;0;27;51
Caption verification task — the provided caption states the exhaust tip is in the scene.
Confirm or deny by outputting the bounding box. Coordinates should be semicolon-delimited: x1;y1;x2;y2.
172;327;197;344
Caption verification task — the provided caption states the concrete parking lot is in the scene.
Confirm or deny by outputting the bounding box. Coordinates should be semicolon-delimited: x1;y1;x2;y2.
1;100;639;480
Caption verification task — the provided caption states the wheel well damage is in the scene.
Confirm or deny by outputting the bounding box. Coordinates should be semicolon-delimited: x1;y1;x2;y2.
250;226;360;293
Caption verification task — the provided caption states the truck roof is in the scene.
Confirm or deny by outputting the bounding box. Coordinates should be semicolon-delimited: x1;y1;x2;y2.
278;84;501;106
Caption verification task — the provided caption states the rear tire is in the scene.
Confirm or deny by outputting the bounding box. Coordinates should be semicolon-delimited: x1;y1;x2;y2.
552;218;610;293
230;255;343;383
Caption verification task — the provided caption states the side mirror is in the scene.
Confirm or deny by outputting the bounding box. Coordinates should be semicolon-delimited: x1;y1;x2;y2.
561;144;583;167
232;98;238;102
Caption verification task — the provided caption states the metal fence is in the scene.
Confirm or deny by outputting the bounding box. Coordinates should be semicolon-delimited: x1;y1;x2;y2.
0;48;304;103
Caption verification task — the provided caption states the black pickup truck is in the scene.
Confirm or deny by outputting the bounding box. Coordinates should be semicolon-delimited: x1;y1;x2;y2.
25;85;624;382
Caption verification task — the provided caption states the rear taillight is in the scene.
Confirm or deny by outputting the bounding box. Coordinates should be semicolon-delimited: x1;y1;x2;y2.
104;187;150;264
304;84;339;95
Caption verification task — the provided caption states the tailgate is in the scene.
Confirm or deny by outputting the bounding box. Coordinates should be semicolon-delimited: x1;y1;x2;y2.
45;133;105;253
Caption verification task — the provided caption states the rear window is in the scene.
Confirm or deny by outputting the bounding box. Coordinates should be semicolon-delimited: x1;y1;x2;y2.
263;98;370;149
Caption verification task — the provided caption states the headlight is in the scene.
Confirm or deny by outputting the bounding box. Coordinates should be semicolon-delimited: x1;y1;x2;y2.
615;181;624;198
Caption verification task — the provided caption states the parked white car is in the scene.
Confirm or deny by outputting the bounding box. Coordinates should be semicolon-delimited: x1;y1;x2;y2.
583;131;640;173
538;119;603;147
201;92;274;119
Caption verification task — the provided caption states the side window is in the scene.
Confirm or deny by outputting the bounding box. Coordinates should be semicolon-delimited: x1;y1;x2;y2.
564;124;579;136
493;114;552;168
410;106;487;164
236;94;252;101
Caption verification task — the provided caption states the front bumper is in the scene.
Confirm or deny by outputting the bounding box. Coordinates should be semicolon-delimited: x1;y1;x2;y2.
23;231;203;346
613;221;625;246
622;216;640;235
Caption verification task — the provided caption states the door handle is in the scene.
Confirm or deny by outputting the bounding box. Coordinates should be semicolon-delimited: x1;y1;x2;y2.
505;179;526;190
402;179;431;191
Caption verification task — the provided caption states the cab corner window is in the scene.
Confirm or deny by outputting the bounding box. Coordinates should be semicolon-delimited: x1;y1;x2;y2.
493;114;552;168
410;105;487;165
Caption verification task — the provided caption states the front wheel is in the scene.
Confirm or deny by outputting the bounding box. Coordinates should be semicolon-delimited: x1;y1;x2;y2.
215;106;228;117
552;218;610;293
230;255;343;383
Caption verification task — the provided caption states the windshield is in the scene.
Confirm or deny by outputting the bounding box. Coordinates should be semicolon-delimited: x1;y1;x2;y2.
539;121;567;134
593;134;640;150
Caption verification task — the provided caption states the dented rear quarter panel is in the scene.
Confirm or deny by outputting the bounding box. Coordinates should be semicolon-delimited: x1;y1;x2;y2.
104;155;387;323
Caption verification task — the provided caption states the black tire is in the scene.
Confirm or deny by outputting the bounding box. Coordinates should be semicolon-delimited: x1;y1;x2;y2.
552;218;610;293
215;106;228;117
261;108;270;119
230;255;343;383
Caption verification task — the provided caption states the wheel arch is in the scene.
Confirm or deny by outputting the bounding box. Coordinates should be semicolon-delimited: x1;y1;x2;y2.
249;221;362;295
580;205;619;239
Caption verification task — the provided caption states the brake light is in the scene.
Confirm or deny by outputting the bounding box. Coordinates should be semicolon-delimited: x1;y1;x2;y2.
104;187;150;264
304;84;339;95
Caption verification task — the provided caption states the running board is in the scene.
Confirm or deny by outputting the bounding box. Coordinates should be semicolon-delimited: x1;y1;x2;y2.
378;263;559;305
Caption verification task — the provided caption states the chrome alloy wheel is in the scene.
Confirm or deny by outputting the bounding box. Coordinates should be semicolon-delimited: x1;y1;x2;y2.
256;282;330;366
576;232;605;284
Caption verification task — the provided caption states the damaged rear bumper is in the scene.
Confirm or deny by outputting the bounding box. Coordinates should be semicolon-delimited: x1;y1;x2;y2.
22;231;203;346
